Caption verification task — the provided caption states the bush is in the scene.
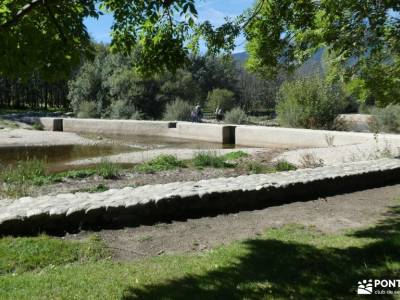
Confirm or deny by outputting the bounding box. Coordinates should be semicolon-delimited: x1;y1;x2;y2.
109;100;143;120
370;105;400;133
135;155;185;173
277;76;346;129
224;107;248;124
163;98;193;121
206;88;236;112
77;101;98;118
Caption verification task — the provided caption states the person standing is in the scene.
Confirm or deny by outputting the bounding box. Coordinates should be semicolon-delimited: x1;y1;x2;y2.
195;104;202;122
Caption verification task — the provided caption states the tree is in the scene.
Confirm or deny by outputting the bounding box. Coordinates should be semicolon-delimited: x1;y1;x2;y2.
0;0;254;80
3;0;399;94
276;76;346;129
0;0;98;81
245;0;400;104
0;0;200;80
236;66;282;112
246;0;400;76
189;56;239;105
207;88;236;112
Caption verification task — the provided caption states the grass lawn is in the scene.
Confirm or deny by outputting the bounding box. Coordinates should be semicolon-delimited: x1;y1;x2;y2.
0;204;399;299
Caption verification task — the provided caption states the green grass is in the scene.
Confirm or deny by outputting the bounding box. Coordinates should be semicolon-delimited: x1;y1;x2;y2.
136;151;249;173
245;161;272;174
0;159;46;185
192;151;234;169
0;118;19;129
135;155;186;173
58;169;97;180
95;159;121;179
274;160;297;172
0;159;121;198
31;122;44;131
1;205;399;299
244;160;297;174
0;235;107;275
222;150;249;161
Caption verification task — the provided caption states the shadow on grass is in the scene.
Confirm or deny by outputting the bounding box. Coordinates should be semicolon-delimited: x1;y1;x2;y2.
122;206;400;300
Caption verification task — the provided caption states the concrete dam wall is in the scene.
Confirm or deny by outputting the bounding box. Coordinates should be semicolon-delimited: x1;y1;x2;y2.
39;117;400;148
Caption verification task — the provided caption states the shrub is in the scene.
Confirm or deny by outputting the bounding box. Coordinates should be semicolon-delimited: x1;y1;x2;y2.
370;105;400;133
193;151;233;168
163;98;193;121
277;76;346;129
95;160;121;179
224;107;248;124
135;155;185;173
77;101;98;118
206;88;236;112
109;100;143;120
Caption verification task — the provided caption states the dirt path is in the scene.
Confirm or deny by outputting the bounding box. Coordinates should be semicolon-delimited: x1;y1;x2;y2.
66;184;400;261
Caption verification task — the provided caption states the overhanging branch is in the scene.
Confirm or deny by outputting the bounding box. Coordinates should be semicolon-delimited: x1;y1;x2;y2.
0;0;47;30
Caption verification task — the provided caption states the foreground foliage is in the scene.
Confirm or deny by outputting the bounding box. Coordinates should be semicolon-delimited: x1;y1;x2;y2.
1;206;399;299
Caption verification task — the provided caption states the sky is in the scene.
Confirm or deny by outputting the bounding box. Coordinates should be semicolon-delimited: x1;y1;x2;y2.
84;0;255;53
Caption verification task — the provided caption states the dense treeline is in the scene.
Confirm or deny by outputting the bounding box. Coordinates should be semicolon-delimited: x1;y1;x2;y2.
0;75;68;109
0;44;282;116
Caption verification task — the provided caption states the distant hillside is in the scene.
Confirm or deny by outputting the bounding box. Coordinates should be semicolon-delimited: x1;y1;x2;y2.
233;52;249;64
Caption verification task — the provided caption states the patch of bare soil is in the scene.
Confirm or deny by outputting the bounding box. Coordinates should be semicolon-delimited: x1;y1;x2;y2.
65;184;400;261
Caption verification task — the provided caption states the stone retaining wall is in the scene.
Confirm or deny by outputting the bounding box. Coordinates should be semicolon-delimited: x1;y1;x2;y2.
1;158;400;235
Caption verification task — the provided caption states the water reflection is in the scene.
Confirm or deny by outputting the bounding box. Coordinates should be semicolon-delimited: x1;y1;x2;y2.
0;134;236;172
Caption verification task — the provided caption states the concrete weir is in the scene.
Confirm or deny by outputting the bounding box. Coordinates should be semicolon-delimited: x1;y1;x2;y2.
40;117;237;144
1;158;400;235
39;117;400;147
